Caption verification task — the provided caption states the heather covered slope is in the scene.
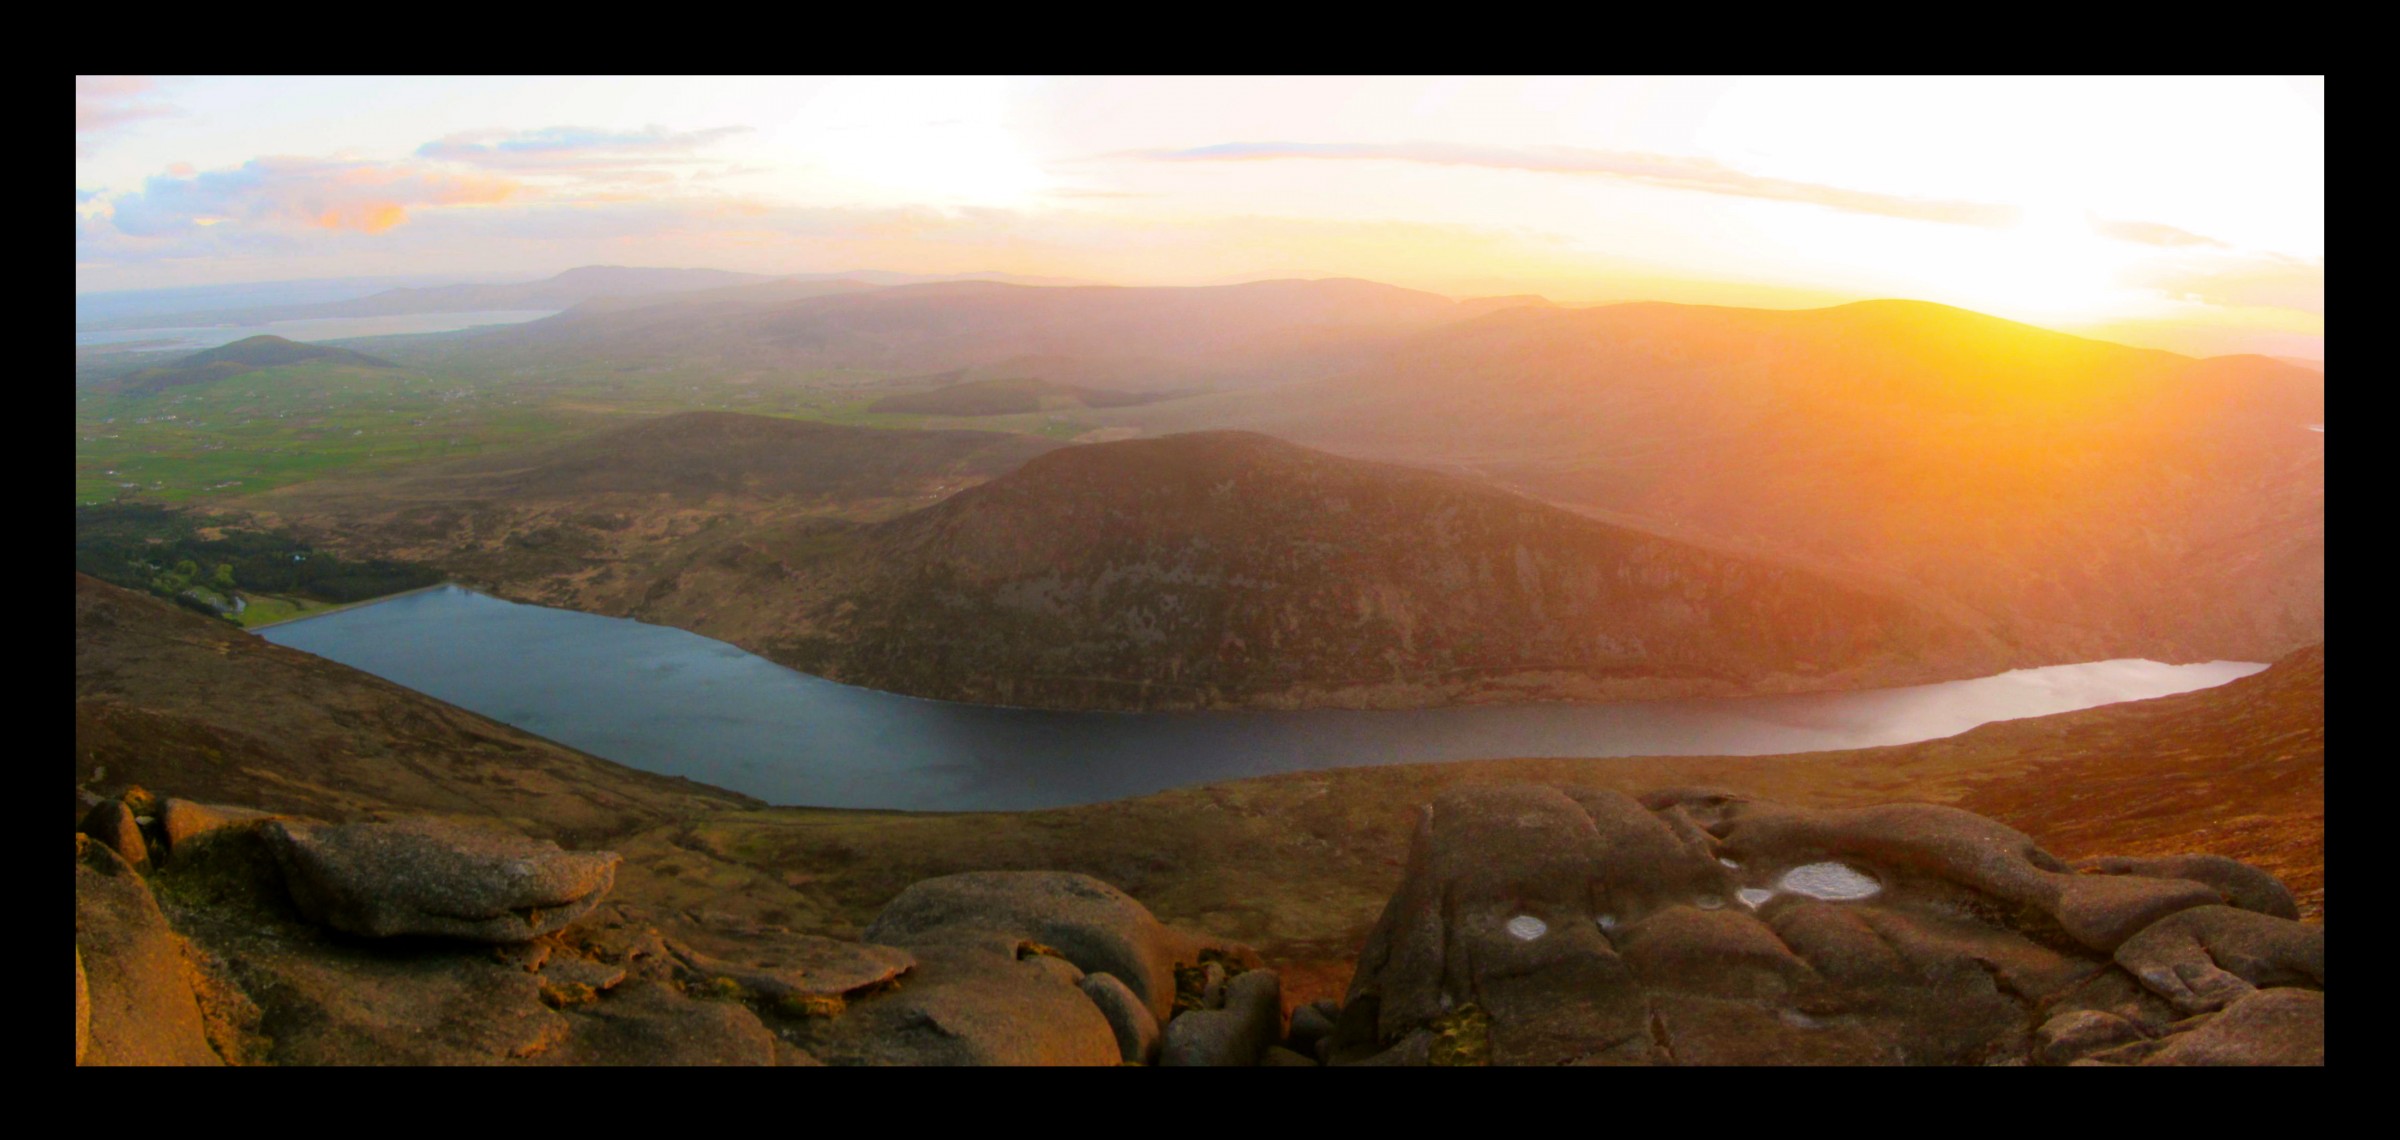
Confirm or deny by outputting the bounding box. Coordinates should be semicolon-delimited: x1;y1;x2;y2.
1099;299;2324;664
764;431;2005;709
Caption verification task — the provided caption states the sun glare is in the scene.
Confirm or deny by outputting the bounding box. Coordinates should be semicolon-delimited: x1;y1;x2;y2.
1963;204;2145;322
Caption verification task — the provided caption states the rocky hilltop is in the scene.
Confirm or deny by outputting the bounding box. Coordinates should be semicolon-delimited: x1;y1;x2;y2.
76;573;2322;1065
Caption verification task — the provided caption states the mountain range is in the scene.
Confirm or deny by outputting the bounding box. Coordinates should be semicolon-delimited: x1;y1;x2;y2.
1085;298;2325;664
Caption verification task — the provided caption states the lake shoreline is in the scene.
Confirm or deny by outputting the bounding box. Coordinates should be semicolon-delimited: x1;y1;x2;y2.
239;581;457;631
255;585;2270;813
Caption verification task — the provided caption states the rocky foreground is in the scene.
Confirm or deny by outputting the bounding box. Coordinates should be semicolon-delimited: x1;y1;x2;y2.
73;574;2325;1065
76;781;2322;1066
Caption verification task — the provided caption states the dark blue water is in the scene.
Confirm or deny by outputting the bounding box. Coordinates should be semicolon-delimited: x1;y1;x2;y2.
257;585;2266;812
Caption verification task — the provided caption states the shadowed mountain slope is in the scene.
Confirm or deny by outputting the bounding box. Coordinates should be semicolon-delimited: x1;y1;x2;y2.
760;431;2004;709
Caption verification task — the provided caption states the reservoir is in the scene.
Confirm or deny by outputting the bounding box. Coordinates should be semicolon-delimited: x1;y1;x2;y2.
259;585;2268;812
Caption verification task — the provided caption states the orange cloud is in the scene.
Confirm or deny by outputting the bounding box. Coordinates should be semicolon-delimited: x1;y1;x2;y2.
103;157;520;238
316;203;411;233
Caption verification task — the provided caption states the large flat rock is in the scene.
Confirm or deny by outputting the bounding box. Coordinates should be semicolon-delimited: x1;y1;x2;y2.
263;818;619;942
1340;784;2324;1066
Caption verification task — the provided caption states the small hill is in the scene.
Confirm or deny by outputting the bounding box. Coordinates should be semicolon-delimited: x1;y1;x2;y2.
765;431;2001;709
113;335;396;395
866;377;1165;416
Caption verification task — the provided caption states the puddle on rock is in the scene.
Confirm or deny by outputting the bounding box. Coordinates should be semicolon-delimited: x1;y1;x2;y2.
1777;862;1882;901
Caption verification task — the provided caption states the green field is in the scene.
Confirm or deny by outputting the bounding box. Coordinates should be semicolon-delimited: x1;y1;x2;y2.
73;346;1111;508
74;360;571;505
228;592;340;628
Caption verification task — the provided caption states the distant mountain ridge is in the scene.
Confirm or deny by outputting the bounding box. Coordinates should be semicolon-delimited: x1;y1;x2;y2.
1095;298;2325;665
73;266;1108;332
469;277;1554;392
76;266;778;330
111;335;395;395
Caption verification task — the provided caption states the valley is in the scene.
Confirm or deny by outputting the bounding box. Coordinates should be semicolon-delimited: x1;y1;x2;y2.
71;275;2324;717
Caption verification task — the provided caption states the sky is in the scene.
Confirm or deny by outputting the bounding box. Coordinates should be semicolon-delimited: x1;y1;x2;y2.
74;76;2325;359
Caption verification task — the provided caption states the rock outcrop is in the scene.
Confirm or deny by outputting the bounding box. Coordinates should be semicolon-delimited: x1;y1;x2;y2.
74;836;220;1065
261;818;620;942
79;800;151;874
774;870;1266;1065
1336;784;2326;1066
861;871;1189;1019
159;799;274;861
1160;967;1284;1066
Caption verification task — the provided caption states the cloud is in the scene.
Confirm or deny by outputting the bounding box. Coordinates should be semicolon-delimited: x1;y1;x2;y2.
417;124;748;170
1137;141;2026;228
76;75;176;151
101;156;520;240
2124;250;2324;314
2090;216;2229;249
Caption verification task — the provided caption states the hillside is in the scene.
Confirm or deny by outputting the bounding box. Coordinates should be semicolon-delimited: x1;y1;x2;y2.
232;411;1064;618
865;376;1164;416
756;431;2003;709
1099;299;2324;664
112;335;396;395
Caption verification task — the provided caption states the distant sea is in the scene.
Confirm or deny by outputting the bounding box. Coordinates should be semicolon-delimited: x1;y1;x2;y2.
74;310;560;353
